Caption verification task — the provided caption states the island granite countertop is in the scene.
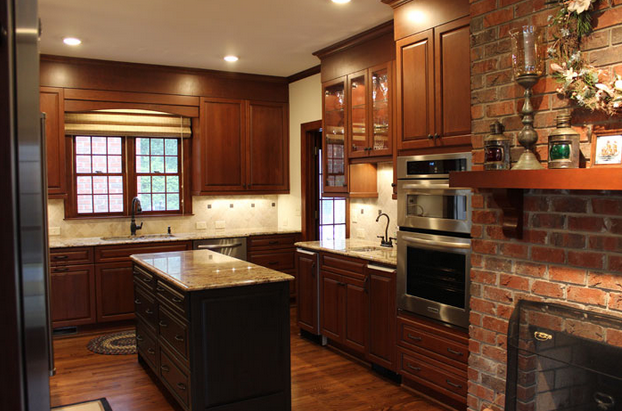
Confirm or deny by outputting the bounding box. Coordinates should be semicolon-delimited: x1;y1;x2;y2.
130;249;294;291
295;238;397;267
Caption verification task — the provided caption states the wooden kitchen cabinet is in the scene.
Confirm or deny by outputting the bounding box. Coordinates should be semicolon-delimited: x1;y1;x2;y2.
248;234;298;299
322;77;348;195
195;98;289;195
396;16;471;151
49;264;96;328
366;264;397;372
295;249;319;335
95;261;135;322
40;87;67;197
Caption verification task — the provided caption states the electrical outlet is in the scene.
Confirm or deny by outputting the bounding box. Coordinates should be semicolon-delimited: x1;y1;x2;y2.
282;219;288;227
351;212;357;223
195;221;207;230
215;220;226;229
49;227;61;236
295;207;301;217
356;228;366;239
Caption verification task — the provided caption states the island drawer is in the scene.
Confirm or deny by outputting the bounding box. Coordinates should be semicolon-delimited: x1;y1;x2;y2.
248;250;295;271
159;347;190;408
50;247;94;266
158;305;189;363
248;234;297;250
398;316;468;366
156;280;187;316
136;323;158;374
134;283;157;332
134;265;156;291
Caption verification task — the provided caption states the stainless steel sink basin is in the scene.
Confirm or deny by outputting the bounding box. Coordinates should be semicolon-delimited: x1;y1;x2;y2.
349;246;388;253
100;234;175;241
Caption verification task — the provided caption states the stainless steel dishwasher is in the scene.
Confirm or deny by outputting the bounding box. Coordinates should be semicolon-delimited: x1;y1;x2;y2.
192;237;247;261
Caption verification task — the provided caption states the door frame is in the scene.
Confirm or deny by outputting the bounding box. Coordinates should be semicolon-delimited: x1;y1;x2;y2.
300;120;322;241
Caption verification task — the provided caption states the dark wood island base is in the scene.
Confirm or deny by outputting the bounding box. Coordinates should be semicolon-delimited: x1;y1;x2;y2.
131;251;292;411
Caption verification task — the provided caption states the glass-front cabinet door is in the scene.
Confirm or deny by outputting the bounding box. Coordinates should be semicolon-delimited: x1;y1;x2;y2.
370;62;392;157
322;77;348;194
348;70;368;159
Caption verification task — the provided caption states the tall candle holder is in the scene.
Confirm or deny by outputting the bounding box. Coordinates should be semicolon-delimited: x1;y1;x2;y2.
509;26;546;170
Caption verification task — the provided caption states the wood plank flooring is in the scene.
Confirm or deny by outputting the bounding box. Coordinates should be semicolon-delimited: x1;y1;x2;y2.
50;309;445;411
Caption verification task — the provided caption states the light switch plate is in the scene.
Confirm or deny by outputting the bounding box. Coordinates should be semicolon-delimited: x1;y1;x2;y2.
49;227;61;236
356;228;365;239
195;221;207;230
215;220;226;229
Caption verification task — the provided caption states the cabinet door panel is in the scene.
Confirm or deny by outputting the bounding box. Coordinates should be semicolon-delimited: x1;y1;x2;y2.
96;261;135;322
296;251;318;334
367;269;396;371
435;17;471;146
199;98;246;191
343;278;367;353
322;77;348;194
397;30;434;150
50;264;96;327
40;87;66;196
320;271;342;341
247;101;288;191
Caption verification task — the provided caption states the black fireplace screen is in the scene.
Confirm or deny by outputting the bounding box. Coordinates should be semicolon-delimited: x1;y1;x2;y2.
506;301;622;411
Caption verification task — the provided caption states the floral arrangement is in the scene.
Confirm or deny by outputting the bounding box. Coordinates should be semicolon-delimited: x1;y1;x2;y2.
548;0;622;114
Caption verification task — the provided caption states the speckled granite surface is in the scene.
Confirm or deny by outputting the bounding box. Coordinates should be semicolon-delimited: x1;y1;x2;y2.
48;228;300;248
131;250;294;291
295;239;397;267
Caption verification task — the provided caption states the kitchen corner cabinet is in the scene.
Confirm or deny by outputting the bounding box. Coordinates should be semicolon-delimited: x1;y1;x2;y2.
40;87;67;197
396;16;471;151
195;98;288;195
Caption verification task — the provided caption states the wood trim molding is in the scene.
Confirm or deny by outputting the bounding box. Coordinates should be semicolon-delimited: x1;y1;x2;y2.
64;89;200;107
300;120;322;241
312;20;394;60
287;65;321;84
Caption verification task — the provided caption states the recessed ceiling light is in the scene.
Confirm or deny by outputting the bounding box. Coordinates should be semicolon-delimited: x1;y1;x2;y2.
332;0;351;3
63;37;81;46
224;55;239;62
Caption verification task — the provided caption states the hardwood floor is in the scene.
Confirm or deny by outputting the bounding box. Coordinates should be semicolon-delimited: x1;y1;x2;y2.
50;309;445;411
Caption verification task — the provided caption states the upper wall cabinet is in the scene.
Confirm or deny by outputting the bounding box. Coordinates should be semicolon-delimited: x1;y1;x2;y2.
396;16;471;151
194;98;289;195
40;87;67;197
322;77;348;194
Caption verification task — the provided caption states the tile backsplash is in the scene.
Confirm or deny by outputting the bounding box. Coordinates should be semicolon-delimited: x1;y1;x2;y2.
47;195;279;238
350;162;397;243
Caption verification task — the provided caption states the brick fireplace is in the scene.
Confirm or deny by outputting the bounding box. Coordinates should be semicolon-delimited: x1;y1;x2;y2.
468;1;622;410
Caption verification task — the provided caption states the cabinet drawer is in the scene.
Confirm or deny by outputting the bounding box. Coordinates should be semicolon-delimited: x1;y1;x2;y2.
50;247;94;266
399;321;468;364
320;253;366;280
248;234;296;250
400;350;467;399
159;347;190;408
248;250;295;270
156;281;187;316
158;305;189;362
134;265;156;290
95;241;191;263
134;284;157;332
136;323;158;374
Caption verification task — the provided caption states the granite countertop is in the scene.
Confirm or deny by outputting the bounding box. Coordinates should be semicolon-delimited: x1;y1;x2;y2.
131;249;294;291
295;239;397;267
48;228;301;248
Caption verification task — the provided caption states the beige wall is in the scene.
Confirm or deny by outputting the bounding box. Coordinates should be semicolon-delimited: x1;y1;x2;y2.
277;73;322;231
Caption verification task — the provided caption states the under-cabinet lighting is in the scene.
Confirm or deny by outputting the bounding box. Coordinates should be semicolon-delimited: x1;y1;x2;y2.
224;55;239;62
63;37;82;46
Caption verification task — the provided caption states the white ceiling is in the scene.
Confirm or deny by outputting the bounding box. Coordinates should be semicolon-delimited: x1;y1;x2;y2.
39;0;393;77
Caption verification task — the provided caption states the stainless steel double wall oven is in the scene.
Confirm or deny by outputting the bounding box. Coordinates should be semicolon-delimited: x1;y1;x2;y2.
397;153;472;329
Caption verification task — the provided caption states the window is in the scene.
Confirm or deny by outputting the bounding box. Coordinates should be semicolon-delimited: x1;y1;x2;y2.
318;147;347;242
70;135;187;217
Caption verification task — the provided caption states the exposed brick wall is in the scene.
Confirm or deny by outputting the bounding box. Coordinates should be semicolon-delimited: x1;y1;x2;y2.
468;1;622;410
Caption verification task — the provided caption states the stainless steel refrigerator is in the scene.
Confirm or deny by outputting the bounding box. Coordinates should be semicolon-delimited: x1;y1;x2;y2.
0;0;52;409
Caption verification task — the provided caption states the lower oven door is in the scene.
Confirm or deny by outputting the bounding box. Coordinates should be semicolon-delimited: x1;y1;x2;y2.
397;230;471;329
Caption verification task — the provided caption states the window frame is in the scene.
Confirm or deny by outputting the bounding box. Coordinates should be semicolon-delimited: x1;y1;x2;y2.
65;135;193;219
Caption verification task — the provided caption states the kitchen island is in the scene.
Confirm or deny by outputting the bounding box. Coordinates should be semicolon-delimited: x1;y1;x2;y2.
130;250;293;411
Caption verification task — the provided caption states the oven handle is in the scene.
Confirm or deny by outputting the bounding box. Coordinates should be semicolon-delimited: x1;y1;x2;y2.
401;235;471;250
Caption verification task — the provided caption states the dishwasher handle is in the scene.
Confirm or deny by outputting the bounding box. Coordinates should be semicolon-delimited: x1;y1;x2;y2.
197;243;244;250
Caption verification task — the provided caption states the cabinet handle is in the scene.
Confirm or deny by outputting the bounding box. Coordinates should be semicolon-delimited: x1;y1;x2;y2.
364;276;369;294
174;335;184;342
391;183;396;188
268;240;279;245
407;334;422;342
52;267;68;272
145;308;153;315
142;276;152;283
53;255;68;260
268;261;279;266
147;348;155;355
176;383;186;391
427;134;433;139
136;335;144;342
407;364;421;372
161;365;170;373
159;320;168;328
171;296;182;303
434;133;440;139
447;347;464;356
446;380;463;389
156;286;165;292
134;299;142;305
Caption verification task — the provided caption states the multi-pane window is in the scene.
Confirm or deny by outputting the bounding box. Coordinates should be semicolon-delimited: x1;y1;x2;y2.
318;148;347;242
135;138;180;212
73;136;182;216
75;136;124;214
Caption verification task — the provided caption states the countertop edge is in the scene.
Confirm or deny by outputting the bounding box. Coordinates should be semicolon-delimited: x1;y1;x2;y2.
295;241;397;267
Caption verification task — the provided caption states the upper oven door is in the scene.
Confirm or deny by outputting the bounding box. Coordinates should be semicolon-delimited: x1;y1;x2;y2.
397;180;472;234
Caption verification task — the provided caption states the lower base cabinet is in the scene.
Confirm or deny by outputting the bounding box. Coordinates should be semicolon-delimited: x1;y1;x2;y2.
95;262;134;322
49;264;96;328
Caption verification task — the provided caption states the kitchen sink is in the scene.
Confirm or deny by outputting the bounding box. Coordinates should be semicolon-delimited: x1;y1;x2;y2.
349;246;388;253
100;234;176;241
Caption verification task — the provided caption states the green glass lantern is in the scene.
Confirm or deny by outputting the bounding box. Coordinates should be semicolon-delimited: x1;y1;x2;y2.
548;114;580;169
484;121;511;170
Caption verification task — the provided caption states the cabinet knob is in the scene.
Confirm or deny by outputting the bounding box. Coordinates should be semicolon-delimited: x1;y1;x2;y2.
434;133;440;139
427;134;433;139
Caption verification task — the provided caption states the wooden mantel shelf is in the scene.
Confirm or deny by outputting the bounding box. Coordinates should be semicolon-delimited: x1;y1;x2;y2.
449;169;622;191
449;169;622;239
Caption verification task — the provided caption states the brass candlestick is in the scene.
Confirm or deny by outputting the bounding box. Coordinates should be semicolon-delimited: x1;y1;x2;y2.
509;26;546;170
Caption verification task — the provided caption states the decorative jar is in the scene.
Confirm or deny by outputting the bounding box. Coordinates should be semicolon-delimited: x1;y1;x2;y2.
484;121;511;170
548;114;580;169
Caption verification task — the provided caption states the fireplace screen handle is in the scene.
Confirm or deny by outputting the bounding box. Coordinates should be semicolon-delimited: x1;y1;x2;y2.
594;392;615;411
534;331;553;342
